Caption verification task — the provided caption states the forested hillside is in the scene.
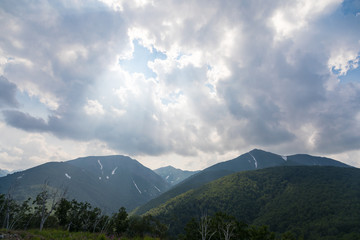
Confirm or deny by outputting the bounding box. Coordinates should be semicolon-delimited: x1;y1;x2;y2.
133;149;351;215
145;166;360;239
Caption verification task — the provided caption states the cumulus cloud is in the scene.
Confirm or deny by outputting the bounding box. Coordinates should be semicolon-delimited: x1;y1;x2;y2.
1;0;360;170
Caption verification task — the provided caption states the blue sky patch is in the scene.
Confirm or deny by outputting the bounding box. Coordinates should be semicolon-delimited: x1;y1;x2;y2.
119;40;166;78
342;0;360;15
339;65;360;83
16;91;49;120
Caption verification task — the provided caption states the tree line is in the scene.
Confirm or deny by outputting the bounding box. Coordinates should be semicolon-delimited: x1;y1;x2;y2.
0;181;296;240
178;211;299;240
0;181;167;239
4;179;357;240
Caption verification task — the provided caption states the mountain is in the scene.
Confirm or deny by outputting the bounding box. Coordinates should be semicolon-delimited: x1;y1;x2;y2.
0;168;10;177
133;149;351;215
154;166;199;186
147;166;360;239
0;155;170;212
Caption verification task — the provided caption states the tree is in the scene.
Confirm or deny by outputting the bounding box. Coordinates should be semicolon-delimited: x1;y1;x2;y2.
249;225;275;240
281;231;297;240
113;207;128;236
7;197;32;230
199;211;216;240
89;207;103;233
211;212;237;240
126;215;146;238
55;198;72;228
33;180;67;231
182;217;200;240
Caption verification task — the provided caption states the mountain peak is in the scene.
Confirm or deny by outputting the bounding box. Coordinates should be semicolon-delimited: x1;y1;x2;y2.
0;155;170;212
248;148;271;154
154;166;199;186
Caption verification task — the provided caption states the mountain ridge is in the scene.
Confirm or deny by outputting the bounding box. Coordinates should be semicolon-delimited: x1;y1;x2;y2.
147;166;360;238
0;155;170;212
154;165;200;186
132;149;351;215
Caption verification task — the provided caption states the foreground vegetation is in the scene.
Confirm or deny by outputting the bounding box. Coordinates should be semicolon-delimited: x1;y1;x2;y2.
0;182;167;239
0;228;162;240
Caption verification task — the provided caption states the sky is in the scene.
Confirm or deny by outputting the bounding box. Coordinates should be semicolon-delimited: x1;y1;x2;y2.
0;0;360;171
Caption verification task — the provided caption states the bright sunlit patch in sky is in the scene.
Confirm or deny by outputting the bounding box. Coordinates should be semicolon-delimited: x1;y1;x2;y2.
160;90;184;106
119;40;166;78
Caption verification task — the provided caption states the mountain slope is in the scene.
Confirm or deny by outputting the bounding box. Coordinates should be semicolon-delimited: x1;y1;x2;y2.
0;168;10;177
0;155;170;212
147;166;360;239
154;166;199;186
133;149;351;215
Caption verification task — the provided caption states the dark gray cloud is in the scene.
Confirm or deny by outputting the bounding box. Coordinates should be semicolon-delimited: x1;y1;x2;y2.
2;110;48;132
0;76;18;108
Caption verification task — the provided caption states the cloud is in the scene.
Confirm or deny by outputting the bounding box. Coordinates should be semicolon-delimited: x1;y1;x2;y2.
1;0;360;170
0;76;18;108
84;99;105;115
2;110;48;132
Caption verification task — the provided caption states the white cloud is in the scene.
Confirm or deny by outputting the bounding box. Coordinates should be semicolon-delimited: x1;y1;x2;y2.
271;0;341;40
84;99;105;115
328;49;360;75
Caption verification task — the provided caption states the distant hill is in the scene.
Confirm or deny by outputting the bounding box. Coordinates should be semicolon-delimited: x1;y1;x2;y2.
147;166;360;239
0;155;170;212
154;166;199;186
133;149;351;215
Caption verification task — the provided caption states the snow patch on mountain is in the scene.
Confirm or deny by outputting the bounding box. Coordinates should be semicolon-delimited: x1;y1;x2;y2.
154;186;161;192
112;167;118;175
282;155;287;161
65;173;71;179
133;180;142;194
249;153;258;168
97;160;103;170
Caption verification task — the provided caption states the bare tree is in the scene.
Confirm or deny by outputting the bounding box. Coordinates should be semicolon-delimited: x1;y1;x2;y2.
219;221;236;240
8;197;31;230
91;207;103;233
33;180;67;231
2;182;17;229
199;211;216;240
100;215;112;234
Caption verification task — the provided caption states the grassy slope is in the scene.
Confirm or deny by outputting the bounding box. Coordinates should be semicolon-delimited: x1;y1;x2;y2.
0;229;160;240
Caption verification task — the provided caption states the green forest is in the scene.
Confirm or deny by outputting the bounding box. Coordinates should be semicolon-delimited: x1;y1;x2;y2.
146;166;360;240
